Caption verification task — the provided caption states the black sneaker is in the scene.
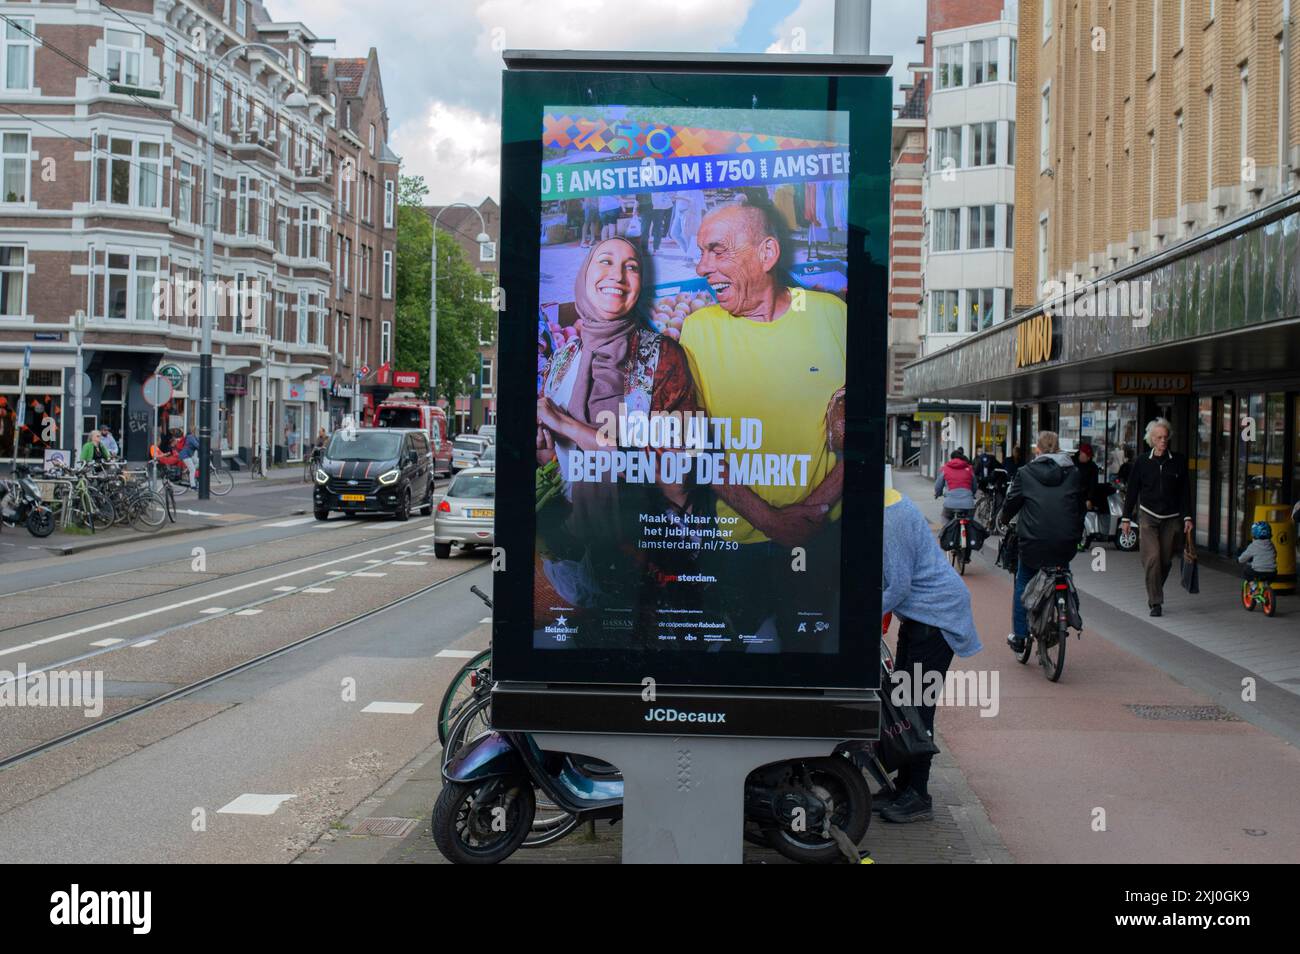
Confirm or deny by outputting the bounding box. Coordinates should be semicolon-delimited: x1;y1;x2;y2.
1007;633;1026;653
871;785;903;813
879;788;934;824
1149;605;1162;617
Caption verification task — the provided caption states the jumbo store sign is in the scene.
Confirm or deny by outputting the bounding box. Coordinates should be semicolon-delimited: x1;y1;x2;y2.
1013;313;1058;368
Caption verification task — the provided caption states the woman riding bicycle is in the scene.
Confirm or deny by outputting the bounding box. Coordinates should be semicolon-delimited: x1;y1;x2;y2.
934;449;976;521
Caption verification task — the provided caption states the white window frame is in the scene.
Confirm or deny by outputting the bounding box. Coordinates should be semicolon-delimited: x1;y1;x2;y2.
181;59;197;119
481;358;493;392
966;204;996;249
382;249;393;298
384;179;395;228
931;208;960;252
315;297;325;346
368;123;375;155
1043;0;1053;42
380;319;392;364
1240;64;1250;185
1037;214;1049;295
970;121;997;167
103;250;159;322
1;130;31;205
212;80;226;136
2;16;35;92
0;243;28;318
296;289;308;344
275;290;286;341
176;159;194;223
106;136;163;209
1040;83;1052;172
105;27;144;88
1206;86;1215;206
236;0;247;35
236;175;251;236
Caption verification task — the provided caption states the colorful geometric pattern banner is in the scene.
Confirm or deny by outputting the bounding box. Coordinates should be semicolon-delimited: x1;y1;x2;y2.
543;112;843;160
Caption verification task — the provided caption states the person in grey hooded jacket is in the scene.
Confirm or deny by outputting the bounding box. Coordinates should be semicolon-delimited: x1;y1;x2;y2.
998;431;1084;652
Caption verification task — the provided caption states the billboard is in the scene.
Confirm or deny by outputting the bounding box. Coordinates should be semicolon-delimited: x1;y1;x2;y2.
496;64;890;698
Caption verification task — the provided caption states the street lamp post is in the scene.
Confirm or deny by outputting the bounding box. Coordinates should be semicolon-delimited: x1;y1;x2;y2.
72;310;86;455
260;337;270;476
201;40;307;498
429;203;491;427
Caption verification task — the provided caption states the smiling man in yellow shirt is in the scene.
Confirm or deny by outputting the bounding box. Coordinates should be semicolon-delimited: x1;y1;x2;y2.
678;197;845;650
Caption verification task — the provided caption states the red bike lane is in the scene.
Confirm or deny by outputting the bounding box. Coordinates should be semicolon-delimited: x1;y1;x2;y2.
919;559;1300;863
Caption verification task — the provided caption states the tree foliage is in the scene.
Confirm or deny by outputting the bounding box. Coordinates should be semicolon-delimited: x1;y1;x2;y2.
392;175;492;430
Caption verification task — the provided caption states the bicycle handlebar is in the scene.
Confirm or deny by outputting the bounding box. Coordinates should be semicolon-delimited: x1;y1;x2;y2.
469;585;493;610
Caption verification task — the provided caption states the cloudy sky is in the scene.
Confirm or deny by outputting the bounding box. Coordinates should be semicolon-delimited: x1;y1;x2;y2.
269;0;927;204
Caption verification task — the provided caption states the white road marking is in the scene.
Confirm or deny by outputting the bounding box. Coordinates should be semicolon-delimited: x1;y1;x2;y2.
395;550;411;555
365;559;383;564
436;649;481;659
353;572;387;578
234;609;263;616
326;570;348;576
218;794;296;816
392;561;428;566
132;639;158;648
0;531;440;659
273;586;297;592
88;638;123;648
362;701;423;714
302;587;334;594
264;517;315;528
479;617;492;624
175;508;223;517
200;607;226;615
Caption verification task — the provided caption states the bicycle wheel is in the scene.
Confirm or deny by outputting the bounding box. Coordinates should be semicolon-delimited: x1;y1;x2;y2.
129;490;167;532
1038;603;1067;682
438;648;493;745
442;692;493;765
208;465;234;496
1014;635;1032;665
67;492;98;533
164;483;176;522
89;487;116;528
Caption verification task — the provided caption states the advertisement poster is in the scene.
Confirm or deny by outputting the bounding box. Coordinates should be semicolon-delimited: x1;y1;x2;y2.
532;104;850;655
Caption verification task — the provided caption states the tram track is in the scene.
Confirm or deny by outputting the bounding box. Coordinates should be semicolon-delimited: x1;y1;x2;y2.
0;513;444;634
0;560;485;773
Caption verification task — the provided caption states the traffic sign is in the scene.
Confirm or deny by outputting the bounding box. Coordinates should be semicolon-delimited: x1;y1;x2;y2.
141;374;174;407
360;365;371;376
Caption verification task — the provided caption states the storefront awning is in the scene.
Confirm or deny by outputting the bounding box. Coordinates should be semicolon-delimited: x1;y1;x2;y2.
905;191;1300;402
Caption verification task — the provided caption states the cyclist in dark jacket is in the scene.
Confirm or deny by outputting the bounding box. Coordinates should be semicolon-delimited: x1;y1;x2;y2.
998;431;1085;653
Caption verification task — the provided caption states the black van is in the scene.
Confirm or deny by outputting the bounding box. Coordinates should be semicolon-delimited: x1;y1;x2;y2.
313;427;434;521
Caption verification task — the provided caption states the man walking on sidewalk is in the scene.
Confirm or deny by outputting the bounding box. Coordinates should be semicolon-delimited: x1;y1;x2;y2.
1120;417;1192;617
999;431;1084;652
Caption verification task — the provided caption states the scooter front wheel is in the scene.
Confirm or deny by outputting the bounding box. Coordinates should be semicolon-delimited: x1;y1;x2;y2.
26;508;54;538
762;756;871;864
432;778;535;864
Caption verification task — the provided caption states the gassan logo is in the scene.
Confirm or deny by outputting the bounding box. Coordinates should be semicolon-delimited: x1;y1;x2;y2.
644;707;727;724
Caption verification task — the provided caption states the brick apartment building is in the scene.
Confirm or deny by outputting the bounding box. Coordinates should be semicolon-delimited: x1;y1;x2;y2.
425;197;499;432
0;0;397;466
907;0;1300;561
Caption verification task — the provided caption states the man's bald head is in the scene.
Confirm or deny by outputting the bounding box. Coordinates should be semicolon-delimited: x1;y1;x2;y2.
695;199;791;319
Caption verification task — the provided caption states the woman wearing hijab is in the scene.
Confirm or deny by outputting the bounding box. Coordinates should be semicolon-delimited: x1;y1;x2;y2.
534;236;700;636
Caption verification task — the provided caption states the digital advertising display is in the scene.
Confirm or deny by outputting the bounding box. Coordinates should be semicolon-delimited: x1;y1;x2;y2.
495;61;890;696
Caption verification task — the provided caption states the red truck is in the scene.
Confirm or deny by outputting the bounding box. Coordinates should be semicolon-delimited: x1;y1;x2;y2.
371;393;452;477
